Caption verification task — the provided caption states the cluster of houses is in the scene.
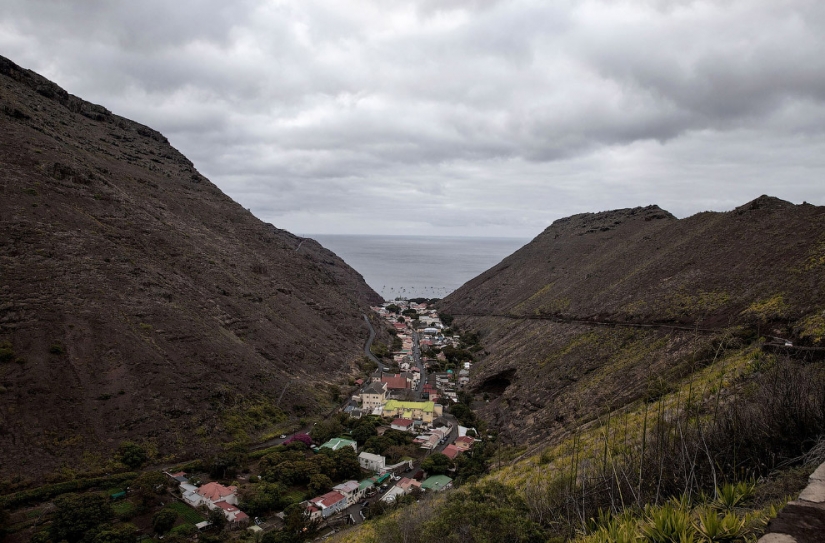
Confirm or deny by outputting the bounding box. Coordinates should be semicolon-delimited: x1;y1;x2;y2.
305;480;363;521
301;434;453;518
165;472;250;529
299;300;482;522
422;362;472;404
348;377;441;424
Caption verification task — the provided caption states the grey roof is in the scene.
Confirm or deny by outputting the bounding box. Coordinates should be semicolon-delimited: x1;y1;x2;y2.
363;382;386;395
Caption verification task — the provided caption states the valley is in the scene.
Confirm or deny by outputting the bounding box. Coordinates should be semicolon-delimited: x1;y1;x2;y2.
1;53;825;543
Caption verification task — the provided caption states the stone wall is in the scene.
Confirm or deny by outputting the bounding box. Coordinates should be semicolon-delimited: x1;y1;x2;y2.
760;462;825;543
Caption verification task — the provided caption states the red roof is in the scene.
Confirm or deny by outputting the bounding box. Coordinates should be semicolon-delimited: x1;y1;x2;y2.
398;477;421;490
197;482;237;502
382;375;409;390
214;500;240;512
391;418;413;428
455;436;475;448
312;491;346;508
442;444;460;460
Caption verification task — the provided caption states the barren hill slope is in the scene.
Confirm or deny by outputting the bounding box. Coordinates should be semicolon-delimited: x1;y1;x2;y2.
0;55;381;479
440;199;825;448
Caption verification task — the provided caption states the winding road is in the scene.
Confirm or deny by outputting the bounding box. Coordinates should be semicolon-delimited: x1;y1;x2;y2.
362;314;384;368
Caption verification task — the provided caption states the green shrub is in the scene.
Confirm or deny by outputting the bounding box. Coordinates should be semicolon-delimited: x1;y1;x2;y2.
117;442;147;469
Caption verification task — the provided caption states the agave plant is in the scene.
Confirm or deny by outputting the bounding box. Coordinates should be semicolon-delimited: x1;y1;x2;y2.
581;512;641;543
640;502;696;543
713;482;756;511
694;508;746;542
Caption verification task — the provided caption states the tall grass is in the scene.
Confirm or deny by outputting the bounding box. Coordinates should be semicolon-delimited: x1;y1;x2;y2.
520;359;825;538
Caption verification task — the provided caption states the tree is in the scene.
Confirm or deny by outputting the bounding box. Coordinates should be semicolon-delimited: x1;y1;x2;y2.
117;442;147;469
310;419;343;444
307;473;333;496
332;447;362;480
363;435;394;456
207;450;247;479
422;453;451;475
384;445;413;464
283;503;311;534
241;481;286;517
450;403;477;427
351;420;378;445
50;493;114;543
207;507;227;532
132;471;167;511
152;509;177;534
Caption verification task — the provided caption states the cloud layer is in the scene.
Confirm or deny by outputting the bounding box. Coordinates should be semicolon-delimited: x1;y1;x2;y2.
2;0;824;236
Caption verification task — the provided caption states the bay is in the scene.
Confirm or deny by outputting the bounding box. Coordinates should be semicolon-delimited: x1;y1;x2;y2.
309;234;529;301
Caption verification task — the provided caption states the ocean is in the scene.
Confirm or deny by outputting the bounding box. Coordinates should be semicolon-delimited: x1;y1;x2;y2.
309;234;530;301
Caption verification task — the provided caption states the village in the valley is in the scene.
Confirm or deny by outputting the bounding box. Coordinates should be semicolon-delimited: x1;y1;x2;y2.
145;299;483;540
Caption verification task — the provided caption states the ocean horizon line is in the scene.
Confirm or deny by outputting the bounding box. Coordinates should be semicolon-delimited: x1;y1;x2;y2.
303;233;532;241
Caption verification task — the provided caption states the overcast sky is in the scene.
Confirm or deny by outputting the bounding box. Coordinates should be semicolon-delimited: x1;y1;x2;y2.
2;1;824;237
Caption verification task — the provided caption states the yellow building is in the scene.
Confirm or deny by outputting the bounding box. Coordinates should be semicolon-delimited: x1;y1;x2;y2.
383;400;443;424
361;382;387;411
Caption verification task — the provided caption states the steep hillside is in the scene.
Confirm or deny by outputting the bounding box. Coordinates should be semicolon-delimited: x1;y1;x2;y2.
440;199;825;449
0;55;382;480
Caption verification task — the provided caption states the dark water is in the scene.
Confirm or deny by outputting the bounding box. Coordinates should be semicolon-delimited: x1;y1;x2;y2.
310;235;529;301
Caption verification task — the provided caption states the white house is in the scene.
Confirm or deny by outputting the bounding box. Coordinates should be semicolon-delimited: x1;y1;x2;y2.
391;418;414;432
333;480;362;505
306;491;348;520
181;482;248;525
358;451;386;472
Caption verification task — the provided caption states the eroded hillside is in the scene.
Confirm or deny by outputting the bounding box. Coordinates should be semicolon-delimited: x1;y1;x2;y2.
0;55;382;480
440;199;825;452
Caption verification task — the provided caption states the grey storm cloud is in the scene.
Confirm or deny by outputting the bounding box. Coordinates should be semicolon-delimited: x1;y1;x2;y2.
1;0;824;236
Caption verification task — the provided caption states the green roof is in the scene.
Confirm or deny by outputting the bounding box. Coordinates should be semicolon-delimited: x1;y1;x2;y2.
421;475;453;491
358;479;374;490
384;400;435;412
320;437;357;451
